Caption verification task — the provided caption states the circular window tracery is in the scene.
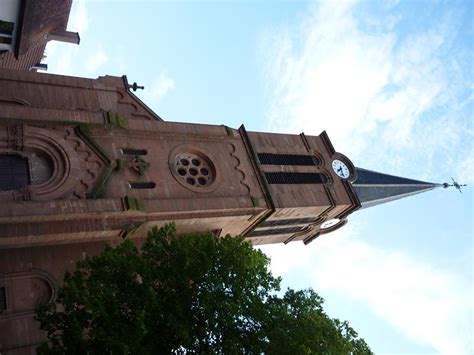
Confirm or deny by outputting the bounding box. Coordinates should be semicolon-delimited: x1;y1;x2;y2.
171;151;217;192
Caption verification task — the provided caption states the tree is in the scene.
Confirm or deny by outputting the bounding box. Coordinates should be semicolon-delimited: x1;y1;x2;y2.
35;224;372;354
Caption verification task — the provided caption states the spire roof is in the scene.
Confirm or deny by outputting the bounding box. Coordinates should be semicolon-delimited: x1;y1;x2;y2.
351;168;442;210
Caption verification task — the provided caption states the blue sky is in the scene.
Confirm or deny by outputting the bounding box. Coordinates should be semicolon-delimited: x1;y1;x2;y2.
46;1;473;353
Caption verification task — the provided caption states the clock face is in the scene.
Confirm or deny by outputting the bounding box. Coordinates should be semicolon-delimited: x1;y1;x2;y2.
320;218;340;229
332;159;350;179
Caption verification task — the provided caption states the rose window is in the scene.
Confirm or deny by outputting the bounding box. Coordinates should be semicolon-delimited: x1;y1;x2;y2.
173;152;216;191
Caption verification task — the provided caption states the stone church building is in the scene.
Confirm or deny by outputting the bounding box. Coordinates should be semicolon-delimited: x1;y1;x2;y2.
0;66;442;352
0;1;452;353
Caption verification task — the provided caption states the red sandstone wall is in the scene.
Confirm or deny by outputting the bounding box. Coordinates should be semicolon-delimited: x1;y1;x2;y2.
0;68;359;352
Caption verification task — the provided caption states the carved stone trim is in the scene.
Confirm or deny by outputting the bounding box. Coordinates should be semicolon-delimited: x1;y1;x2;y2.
116;156;150;176
7;125;24;151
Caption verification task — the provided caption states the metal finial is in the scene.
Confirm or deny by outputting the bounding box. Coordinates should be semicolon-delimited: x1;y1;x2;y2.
443;178;467;193
129;82;145;91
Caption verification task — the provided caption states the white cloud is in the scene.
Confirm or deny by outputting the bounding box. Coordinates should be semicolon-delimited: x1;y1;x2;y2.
261;227;473;355
261;1;472;178
261;1;473;354
144;71;176;104
311;235;472;355
85;45;109;73
69;0;89;34
45;0;89;76
455;153;474;186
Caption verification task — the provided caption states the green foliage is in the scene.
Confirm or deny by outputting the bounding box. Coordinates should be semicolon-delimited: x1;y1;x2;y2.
35;224;372;354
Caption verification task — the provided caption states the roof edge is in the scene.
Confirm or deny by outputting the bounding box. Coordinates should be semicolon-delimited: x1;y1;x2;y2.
122;75;163;121
13;0;28;59
356;185;438;210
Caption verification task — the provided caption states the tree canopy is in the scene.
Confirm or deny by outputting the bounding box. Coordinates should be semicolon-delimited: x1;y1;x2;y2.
36;224;372;354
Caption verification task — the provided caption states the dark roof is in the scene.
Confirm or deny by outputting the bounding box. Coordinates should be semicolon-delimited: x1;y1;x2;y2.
15;0;73;58
0;0;72;70
351;167;441;209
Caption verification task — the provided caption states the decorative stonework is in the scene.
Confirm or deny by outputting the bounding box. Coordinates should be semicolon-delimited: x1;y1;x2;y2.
116;91;152;121
116;155;150;176
6;125;24;151
169;146;218;193
175;152;214;188
226;143;251;195
63;126;108;199
0;124;113;201
74;126;116;199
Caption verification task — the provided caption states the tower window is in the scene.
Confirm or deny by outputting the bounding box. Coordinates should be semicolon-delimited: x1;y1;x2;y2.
264;172;327;184
258;153;319;166
0;287;6;312
249;226;305;237
260;217;322;227
0;154;30;191
0;21;14;36
0;36;12;45
128;182;156;189
0;20;14;46
121;148;147;156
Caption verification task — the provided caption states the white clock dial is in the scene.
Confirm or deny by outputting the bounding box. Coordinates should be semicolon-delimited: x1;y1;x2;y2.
320;218;340;229
332;159;350;179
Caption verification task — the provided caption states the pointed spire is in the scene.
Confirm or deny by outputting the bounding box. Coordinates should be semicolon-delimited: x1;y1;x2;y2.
351;168;443;210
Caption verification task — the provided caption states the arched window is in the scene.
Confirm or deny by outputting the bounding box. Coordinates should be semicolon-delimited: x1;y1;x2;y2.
0;154;30;191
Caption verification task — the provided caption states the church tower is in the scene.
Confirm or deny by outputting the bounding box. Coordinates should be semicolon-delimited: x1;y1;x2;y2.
0;69;366;250
0;68;447;352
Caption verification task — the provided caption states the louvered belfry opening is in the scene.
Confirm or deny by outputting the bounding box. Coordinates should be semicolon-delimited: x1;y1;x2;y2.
258;153;326;185
0;154;30;191
258;153;319;166
264;172;327;184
